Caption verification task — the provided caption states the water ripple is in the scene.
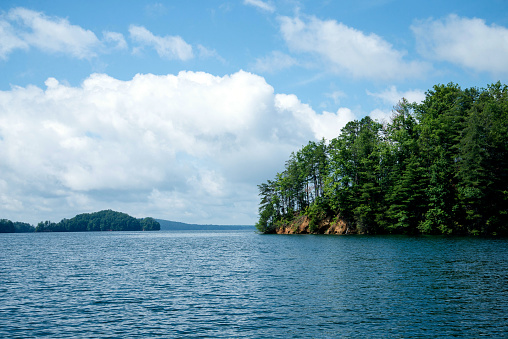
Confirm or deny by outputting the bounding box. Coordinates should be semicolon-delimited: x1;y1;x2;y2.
0;232;507;338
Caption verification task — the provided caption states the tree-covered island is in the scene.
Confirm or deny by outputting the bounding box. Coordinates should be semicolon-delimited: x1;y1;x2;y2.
0;210;160;233
256;82;508;236
0;220;35;233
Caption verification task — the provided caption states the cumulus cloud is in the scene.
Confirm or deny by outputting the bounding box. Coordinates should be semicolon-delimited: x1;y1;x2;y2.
278;15;429;80
244;0;275;13
412;14;508;74
275;94;356;141
367;85;426;106
129;25;193;60
7;7;100;59
0;71;352;224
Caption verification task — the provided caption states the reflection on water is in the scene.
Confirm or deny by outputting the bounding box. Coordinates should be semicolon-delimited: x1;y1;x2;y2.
1;231;507;338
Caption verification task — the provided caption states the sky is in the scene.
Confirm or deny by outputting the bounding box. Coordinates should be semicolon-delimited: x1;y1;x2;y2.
1;0;507;225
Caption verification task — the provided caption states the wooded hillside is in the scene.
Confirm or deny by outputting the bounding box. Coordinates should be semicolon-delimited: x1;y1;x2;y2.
256;82;508;235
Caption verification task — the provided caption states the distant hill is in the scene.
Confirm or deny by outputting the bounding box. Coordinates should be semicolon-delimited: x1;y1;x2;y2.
36;210;160;232
156;219;255;231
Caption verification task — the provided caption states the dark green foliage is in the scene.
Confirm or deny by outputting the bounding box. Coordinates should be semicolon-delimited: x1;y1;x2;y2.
255;139;329;233
36;220;58;232
456;82;508;235
383;99;425;233
257;82;508;236
0;219;15;233
326;116;385;233
13;222;35;232
0;219;35;233
140;217;161;231
33;210;158;232
306;196;329;233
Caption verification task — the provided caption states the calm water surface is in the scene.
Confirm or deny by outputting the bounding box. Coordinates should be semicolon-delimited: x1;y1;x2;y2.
0;231;507;338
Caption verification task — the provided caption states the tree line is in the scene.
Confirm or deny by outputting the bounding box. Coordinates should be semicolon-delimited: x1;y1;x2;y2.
0;220;35;233
256;82;508;236
1;210;160;233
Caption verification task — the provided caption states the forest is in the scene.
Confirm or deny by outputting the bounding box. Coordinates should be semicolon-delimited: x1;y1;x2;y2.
0;210;160;233
0;220;35;233
35;210;160;232
256;82;508;236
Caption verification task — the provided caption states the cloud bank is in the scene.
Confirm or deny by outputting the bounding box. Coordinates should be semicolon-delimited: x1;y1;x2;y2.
0;71;354;224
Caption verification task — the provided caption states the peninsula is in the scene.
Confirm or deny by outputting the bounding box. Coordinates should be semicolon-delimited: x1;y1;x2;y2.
256;82;508;236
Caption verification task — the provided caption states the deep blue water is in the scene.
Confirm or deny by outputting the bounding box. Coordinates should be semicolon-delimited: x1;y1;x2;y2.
1;231;507;338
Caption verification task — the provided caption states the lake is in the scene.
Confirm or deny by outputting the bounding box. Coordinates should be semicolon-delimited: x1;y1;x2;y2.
1;231;507;338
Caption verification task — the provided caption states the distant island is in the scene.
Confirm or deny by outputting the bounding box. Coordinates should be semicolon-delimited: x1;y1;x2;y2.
0;220;35;233
256;82;508;236
156;219;255;231
1;210;255;233
0;210;160;233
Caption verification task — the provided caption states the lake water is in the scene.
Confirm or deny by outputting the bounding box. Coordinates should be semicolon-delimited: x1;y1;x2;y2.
1;231;507;338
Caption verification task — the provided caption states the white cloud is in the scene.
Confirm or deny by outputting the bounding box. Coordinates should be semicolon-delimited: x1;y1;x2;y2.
412;14;508;74
275;94;356;141
0;7;130;59
0;20;28;59
279;15;429;80
103;31;127;50
129;25;193;60
0;71;354;225
7;7;100;59
252;51;298;73
244;0;275;13
367;85;426;106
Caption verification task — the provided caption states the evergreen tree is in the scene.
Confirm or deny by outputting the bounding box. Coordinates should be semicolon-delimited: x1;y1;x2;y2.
0;219;15;233
257;82;508;236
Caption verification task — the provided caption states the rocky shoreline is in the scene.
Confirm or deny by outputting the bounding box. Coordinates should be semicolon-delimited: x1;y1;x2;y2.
275;215;357;235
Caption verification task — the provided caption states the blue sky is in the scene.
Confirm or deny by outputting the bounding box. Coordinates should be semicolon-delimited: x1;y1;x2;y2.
1;0;507;225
